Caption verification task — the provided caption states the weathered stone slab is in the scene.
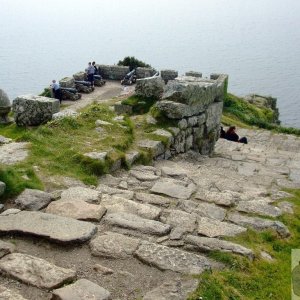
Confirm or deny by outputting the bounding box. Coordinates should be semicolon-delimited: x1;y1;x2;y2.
236;200;282;217
165;210;197;234
95;119;112;126
52;279;111;300
151;178;195;199
206;102;223;131
101;195;161;220
52;109;78;120
125;151;140;167
0;240;16;258
105;213;171;236
0;211;97;243
0;253;76;289
195;190;238;207
0;285;28;300
179;200;226;221
83;152;107;162
185;235;253;259
46;200;106;221
138;139;165;157
227;212;290;237
90;232;140;259
198;217;246;237
278;201;294;214
143;277;198;300
1;209;21;216
15;188;53;211
130;170;159;181
13;95;60;126
60;186;101;204
0;142;29;165
135;76;165;98
96;184;134;199
135;192;172;207
161;166;187;177
135;241;214;274
152;129;174;144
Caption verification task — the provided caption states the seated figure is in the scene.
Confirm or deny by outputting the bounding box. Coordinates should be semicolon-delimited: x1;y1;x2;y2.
225;126;248;144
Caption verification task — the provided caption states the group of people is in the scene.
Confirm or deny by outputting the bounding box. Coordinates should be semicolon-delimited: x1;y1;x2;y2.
220;126;248;144
51;62;100;103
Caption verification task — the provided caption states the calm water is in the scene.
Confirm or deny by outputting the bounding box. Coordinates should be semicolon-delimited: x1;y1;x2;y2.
0;0;300;128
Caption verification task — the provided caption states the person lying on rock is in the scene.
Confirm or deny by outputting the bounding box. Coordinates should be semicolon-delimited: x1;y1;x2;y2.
225;126;248;144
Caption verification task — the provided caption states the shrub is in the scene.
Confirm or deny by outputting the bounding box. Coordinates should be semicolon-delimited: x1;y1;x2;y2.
117;56;151;70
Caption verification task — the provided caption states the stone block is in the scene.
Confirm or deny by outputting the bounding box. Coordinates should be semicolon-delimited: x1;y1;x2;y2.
160;69;178;83
152;129;174;144
136;67;157;79
138;139;165;157
59;77;75;88
135;76;165;98
73;71;86;81
185;71;202;77
125;151;140;167
98;65;129;80
206;102;223;132
12;95;60;126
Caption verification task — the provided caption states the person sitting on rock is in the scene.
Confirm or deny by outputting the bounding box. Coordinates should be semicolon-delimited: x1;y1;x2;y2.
225;126;248;144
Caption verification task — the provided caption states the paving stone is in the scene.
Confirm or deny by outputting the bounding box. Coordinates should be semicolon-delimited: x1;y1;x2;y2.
130;170;159;181
151;178;196;199
96;184;134;199
0;209;21;216
52;279;111;300
105;213;171;236
60;186;102;204
227;212;290;237
198;217;247;238
179;200;226;221
0;142;29;165
14;188;53;211
0;253;76;289
165;210;197;234
135;241;215;275
135;192;172;207
46;200;106;221
101;195;161;220
90;232;140;259
236;200;282;217
118;180;128;189
195;189;238;207
0;285;28;300
271;190;293;200
185;235;254;259
278;201;294;214
143;277;198;300
161;166;188;177
0;211;97;243
0;240;16;258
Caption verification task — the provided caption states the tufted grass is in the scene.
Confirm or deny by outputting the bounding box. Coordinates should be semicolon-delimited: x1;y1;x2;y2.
188;189;300;300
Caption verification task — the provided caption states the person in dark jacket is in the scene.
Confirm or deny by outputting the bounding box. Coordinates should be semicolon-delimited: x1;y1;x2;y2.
225;126;248;144
51;80;62;103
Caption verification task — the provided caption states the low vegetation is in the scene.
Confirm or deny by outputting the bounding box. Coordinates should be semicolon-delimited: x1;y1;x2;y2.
117;56;151;70
188;189;300;300
121;95;157;114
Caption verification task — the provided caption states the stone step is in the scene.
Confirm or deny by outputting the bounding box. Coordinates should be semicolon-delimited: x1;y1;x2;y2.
90;232;140;259
0;211;97;243
130;170;160;181
0;253;76;289
46;200;107;222
105;212;171;236
227;212;290;237
52;279;111;300
60;186;102;204
101;195;161;220
96;184;134;199
0;285;28;300
197;217;247;238
134;241;218;275
236;200;282;218
185;235;254;259
135;192;173;207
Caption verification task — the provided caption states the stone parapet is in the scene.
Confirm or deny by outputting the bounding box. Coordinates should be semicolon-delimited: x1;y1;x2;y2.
160;69;178;83
97;65;129;80
12;95;59;126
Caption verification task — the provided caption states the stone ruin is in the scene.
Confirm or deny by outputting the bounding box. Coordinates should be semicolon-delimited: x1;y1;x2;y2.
135;72;228;156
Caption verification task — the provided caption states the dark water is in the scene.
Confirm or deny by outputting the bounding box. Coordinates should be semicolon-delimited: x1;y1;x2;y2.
0;0;299;127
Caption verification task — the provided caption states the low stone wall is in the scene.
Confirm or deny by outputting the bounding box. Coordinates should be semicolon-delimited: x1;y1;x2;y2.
160;70;178;83
136;73;228;157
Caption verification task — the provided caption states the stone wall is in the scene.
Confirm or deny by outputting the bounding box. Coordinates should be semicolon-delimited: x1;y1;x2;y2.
136;73;228;157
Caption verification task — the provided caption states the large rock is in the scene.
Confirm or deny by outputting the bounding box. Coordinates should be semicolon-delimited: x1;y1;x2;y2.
195;190;238;207
105;212;171;236
185;235;254;259
143;277;198;300
101;195;161;220
90;232;140;259
52;279;111;300
138;139;165;157
135;241;215;275
227;212;290;237
197;217;247;237
135;76;165;98
236;200;282;218
60;186;102;204
12;95;60;126
0;253;76;289
165;210;197;235
0;211;97;243
150;178;195;199
0;285;28;300
15;188;53;211
46;199;106;221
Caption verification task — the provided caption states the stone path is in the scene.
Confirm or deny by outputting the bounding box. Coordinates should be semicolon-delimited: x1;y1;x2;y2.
0;128;299;299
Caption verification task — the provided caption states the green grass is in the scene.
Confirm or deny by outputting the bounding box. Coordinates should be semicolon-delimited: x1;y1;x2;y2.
188;189;300;300
223;93;300;135
0;103;134;199
121;95;157;114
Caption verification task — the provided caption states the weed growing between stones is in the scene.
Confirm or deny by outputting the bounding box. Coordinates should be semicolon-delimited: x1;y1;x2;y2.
188;189;300;300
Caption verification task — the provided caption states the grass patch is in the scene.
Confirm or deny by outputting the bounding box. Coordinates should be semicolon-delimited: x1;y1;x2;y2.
121;95;157;114
188;189;300;300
